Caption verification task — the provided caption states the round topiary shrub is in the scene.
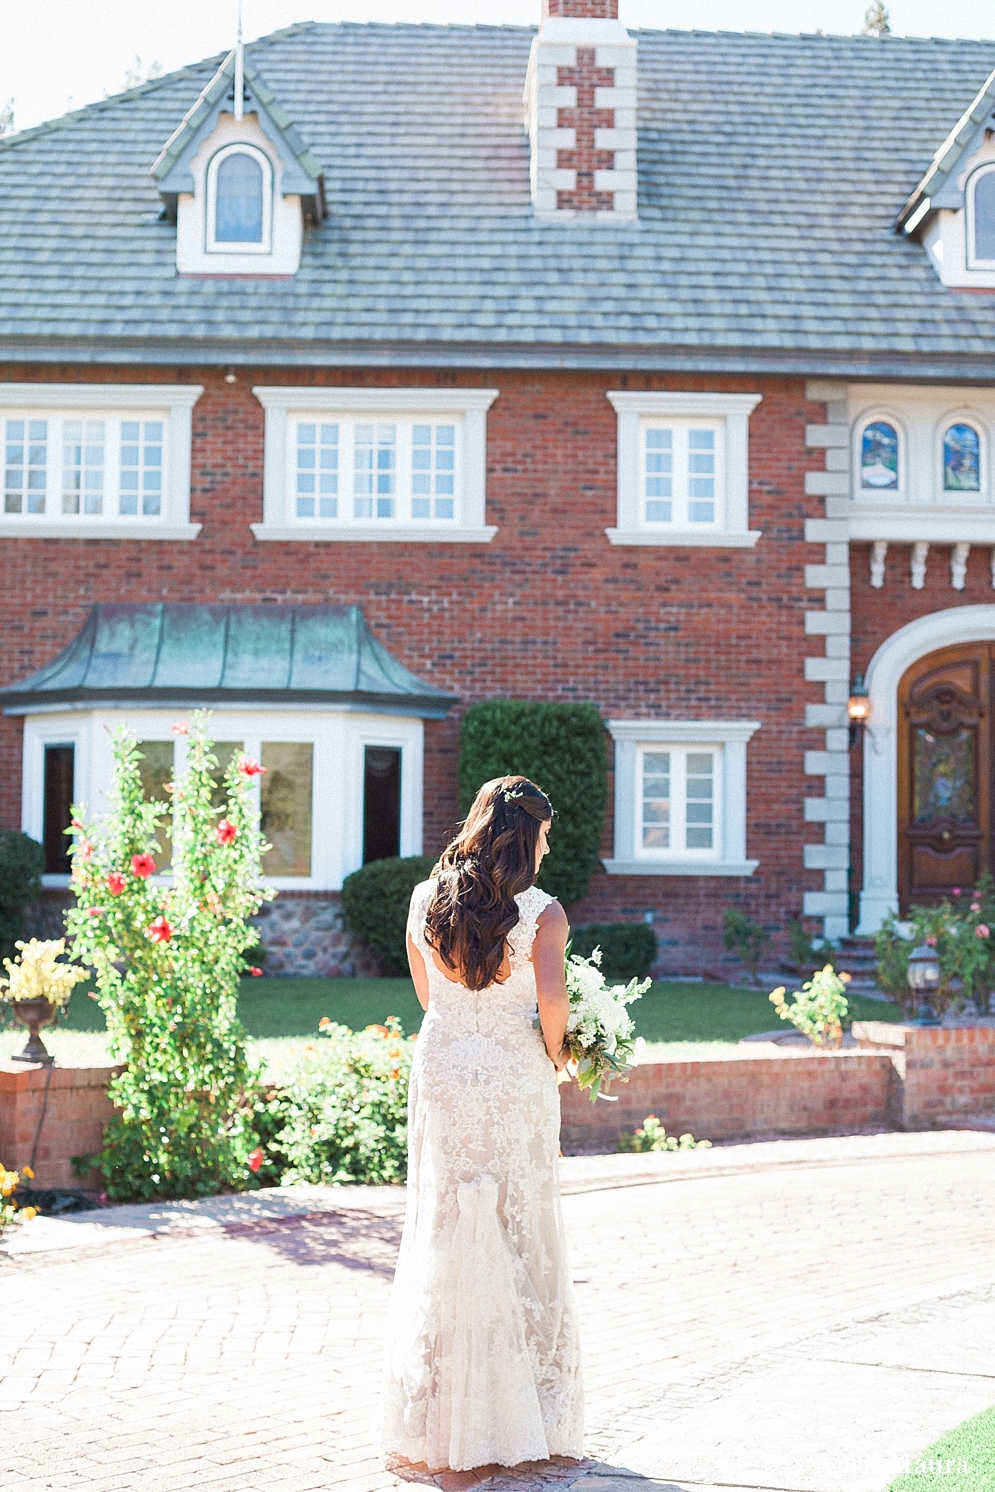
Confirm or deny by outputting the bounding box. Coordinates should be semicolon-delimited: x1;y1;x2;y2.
570;922;658;983
0;831;44;961
341;855;436;975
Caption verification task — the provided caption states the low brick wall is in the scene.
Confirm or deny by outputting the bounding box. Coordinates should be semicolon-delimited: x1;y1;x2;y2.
0;1061;118;1192
853;1020;995;1128
559;1049;896;1154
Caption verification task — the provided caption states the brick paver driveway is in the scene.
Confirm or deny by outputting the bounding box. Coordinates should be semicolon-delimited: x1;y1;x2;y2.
2;1130;994;1492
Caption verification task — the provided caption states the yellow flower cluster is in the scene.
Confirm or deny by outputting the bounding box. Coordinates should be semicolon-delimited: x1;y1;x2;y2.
0;1163;37;1228
0;938;89;1011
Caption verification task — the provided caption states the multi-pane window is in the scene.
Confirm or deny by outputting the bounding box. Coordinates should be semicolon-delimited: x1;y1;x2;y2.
4;419;48;514
412;424;455;519
295;423;339;518
643;423;720;527
1;412;169;521
354;424;396;519
290;419;462;525
120;421;163;516
62;420;105;515
261;742;314;877
638;746;719;858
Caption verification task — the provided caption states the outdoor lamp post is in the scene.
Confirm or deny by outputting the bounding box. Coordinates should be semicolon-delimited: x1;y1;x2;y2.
847;673;871;748
907;941;942;1027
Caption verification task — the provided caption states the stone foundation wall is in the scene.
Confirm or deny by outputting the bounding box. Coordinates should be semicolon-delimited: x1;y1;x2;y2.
252;892;381;978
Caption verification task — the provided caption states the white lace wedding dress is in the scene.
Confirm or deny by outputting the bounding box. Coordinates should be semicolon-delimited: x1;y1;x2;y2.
379;879;584;1473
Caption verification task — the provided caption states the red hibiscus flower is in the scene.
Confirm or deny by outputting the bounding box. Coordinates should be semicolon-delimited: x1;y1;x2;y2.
215;818;237;846
87;906;102;918
247;1148;263;1173
131;853;157;879
171;722;189;736
78;839;94;862
147;916;173;943
248;966;263;977
238;756;264;778
106;871;127;895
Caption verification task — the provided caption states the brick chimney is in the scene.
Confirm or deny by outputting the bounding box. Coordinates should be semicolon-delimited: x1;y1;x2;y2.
524;0;637;220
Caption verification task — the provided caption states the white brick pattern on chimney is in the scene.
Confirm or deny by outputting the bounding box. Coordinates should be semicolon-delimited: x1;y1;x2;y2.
803;379;852;941
523;16;637;221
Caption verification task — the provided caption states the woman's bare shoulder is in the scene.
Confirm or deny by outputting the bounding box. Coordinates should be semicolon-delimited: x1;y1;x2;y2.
536;898;567;930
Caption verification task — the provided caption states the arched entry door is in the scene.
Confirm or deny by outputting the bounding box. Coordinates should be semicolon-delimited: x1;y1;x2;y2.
897;642;994;911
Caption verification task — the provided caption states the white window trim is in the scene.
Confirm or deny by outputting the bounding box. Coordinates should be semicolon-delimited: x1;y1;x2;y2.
20;707;423;893
0;384;202;539
605;391;762;547
852;410;905;501
966;163;995;272
603;718;760;877
205;143;273;255
251;386;499;543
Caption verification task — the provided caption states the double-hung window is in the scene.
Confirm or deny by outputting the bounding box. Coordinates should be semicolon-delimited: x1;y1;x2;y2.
253;387;498;543
607;391;762;547
604;720;760;877
0;385;202;538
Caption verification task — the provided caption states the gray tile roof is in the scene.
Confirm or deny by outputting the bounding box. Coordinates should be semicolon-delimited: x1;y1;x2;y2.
0;603;457;717
3;21;995;376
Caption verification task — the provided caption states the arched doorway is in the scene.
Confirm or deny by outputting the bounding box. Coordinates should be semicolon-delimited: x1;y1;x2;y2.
897;643;994;910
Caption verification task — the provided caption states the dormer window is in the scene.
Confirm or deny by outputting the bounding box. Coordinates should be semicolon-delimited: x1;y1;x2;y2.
207;144;271;253
967;164;995;268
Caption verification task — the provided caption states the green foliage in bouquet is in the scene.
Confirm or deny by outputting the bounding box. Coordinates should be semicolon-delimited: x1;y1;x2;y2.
457;699;608;907
66;718;273;1201
722;906;770;985
564;946;649;1101
617;1115;712;1153
340;855;436;974
0;831;44;962
768;964;850;1047
874;878;995;1018
570;922;657;982
258;1016;413;1186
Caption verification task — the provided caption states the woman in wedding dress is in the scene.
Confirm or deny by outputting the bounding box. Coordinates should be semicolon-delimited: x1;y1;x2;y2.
380;775;584;1474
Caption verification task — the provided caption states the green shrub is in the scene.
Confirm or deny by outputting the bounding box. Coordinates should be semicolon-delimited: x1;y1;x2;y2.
570;923;657;982
0;831;43;961
457;699;608;906
722;907;770;985
617;1115;711;1152
341;855;436;975
875;879;995;1018
260;1016;413;1186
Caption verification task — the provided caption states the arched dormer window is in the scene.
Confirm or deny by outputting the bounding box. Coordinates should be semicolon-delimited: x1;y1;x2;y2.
859;418;900;493
967;164;995;270
206;144;272;255
942;421;982;493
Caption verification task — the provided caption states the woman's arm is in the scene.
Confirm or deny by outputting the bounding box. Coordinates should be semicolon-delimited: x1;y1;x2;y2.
407;933;430;1011
533;900;570;1069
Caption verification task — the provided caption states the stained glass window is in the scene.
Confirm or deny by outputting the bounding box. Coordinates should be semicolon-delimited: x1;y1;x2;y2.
942;424;981;492
860;421;899;490
913;729;975;825
972;169;995;263
214;152;264;243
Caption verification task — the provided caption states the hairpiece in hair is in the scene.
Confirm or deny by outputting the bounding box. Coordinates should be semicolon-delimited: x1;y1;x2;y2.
502;788;525;803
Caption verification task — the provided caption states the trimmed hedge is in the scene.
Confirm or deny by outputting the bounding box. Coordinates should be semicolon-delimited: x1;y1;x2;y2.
341;855;436;975
0;831;43;960
571;923;658;983
458;700;608;907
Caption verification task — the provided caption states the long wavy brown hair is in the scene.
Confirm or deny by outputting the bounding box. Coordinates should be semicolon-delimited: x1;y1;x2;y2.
424;775;553;992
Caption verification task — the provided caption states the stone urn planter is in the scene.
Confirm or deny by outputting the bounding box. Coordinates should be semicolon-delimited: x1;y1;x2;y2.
10;996;58;1065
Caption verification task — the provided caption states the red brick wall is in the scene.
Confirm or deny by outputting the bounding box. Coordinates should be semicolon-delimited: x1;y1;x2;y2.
848;543;995;915
854;1020;995;1127
0;364;827;975
0;1061;118;1191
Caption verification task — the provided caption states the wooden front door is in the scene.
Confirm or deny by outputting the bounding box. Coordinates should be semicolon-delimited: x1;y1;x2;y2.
897;642;994;911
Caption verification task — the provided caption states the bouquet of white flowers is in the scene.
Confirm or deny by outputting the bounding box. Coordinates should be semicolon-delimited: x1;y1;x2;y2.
562;946;649;1101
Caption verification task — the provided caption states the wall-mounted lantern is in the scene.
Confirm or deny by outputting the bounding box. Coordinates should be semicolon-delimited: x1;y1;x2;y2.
847;673;871;748
906;941;942;1027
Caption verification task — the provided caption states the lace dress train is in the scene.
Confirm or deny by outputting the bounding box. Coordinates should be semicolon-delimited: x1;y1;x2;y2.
379;881;584;1472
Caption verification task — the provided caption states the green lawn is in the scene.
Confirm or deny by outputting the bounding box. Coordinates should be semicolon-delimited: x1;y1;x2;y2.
888;1405;995;1492
0;974;902;1071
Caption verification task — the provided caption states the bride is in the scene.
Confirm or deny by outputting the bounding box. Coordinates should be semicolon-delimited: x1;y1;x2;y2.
379;775;584;1474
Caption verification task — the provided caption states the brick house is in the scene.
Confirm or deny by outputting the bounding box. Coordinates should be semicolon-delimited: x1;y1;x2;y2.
2;1;995;976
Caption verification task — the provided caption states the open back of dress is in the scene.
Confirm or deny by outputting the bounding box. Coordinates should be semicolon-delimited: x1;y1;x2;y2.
379;879;584;1473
